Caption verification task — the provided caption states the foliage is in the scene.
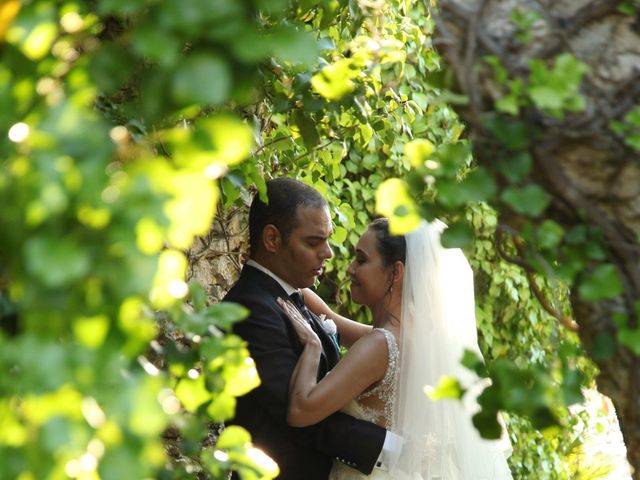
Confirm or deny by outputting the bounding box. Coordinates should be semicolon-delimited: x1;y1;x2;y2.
0;0;618;479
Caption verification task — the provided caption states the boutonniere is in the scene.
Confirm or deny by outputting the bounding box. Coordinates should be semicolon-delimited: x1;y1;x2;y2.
318;314;337;335
318;314;339;351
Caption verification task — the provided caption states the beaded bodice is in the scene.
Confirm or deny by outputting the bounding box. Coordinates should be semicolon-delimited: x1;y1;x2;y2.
353;328;399;429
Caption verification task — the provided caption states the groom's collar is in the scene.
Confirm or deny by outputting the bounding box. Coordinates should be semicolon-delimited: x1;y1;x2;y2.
246;259;297;296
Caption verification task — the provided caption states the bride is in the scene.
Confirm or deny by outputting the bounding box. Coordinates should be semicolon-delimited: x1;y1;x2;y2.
278;218;513;479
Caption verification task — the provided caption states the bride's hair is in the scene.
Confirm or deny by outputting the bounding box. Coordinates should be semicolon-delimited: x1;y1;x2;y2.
368;218;406;267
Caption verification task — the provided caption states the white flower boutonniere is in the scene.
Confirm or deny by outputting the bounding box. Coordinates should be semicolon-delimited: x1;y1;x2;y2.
318;314;337;336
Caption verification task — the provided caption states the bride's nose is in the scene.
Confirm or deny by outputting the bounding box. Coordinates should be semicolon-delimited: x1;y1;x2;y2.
346;261;356;277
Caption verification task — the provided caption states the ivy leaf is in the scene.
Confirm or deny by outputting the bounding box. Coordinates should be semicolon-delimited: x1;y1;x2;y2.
498;151;532;183
459;167;497;202
207;393;236;422
293;110;320;149
404;138;435;167
591;332;617;360
440;221;473;248
171;54;231;106
472;409;503;440
501;185;550;216
175;376;211;413
536;220;564;249
578;264;622;301
618;328;640;356
375;178;421;235
311;59;358;101
205;303;250;330
24;236;91;288
216;425;251;449
424;376;464;400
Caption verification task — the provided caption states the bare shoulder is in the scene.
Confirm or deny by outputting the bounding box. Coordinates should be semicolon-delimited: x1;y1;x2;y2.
345;328;390;359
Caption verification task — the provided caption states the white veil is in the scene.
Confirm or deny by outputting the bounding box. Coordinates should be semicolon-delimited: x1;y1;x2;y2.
391;221;513;480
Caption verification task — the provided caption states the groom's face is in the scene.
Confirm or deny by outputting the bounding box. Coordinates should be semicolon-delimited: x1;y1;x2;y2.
274;205;333;288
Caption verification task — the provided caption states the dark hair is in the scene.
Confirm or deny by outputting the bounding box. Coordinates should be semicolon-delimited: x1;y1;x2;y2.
368;218;406;267
248;178;327;256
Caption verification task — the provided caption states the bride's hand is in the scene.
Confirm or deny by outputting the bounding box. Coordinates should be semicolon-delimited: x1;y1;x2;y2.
277;297;321;347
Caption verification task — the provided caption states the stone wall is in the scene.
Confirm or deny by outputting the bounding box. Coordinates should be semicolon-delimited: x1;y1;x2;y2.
188;205;249;304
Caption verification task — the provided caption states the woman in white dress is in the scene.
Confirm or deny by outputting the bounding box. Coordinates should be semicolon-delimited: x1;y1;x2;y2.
279;218;513;479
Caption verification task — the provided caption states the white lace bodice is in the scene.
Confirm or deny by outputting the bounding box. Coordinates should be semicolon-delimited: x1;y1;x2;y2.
330;328;400;480
353;328;399;429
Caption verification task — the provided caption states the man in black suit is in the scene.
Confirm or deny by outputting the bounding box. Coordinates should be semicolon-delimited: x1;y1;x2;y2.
224;178;395;479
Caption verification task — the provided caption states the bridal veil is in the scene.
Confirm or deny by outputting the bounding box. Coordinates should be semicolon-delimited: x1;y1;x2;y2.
392;221;513;480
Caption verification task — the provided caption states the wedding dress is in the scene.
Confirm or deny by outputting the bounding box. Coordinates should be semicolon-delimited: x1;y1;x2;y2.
332;221;513;480
329;328;401;480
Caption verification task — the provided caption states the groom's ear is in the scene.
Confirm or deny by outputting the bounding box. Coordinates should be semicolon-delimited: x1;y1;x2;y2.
262;224;282;253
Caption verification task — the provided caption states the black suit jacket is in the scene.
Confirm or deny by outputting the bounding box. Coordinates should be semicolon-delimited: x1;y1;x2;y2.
224;265;386;479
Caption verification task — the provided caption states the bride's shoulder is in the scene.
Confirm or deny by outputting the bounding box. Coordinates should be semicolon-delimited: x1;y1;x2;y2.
346;328;392;358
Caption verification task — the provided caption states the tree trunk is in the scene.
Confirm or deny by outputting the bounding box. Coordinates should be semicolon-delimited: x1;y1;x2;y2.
434;1;640;476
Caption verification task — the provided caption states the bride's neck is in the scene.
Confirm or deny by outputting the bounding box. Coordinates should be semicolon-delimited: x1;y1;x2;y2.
371;299;401;329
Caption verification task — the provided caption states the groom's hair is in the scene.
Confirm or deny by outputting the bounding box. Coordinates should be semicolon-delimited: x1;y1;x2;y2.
369;218;406;266
249;178;327;256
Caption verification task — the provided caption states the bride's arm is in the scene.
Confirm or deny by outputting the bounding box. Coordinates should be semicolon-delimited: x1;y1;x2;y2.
302;288;372;347
279;299;388;427
288;330;388;427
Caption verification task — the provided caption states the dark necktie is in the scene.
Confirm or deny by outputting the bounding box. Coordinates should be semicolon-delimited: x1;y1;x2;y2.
289;290;306;311
289;290;340;353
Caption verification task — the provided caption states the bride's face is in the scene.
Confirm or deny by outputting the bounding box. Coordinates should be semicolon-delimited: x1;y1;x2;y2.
347;229;393;306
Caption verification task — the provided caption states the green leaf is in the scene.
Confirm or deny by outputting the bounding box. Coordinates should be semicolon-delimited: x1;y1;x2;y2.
205;302;250;330
498;151;532;183
591;332;617;360
501;185;550;216
461;349;488;377
207;393;236;421
293;110;320;149
270;26;319;65
440;221;473;248
578;264;623;301
425;376;464;400
171;54;231;105
24;236;91;287
132;24;181;67
73;315;110;349
536;220;564;249
189;281;208;311
216;425;251;449
482;116;531;150
618;327;640;355
175;375;211;412
472;409;503;440
459;167;497;202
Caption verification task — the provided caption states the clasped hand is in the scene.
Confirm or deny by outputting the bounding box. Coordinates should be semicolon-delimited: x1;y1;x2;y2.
277;297;321;347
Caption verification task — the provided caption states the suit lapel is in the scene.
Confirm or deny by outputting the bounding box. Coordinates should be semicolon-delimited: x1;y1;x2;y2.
240;265;337;373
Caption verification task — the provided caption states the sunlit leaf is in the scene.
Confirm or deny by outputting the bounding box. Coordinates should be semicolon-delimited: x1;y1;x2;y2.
73;315;110;349
404;138;435;168
129;376;167;436
175;375;211;413
216;425;251;449
149;249;188;309
375;178;421;235
311;59;359;101
207;393;236;422
0;0;20;41
424;376;464;400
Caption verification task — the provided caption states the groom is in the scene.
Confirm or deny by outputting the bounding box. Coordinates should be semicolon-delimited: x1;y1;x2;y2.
224;178;396;479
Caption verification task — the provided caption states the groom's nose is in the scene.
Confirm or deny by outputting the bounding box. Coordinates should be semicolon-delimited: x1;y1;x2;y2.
321;241;333;260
